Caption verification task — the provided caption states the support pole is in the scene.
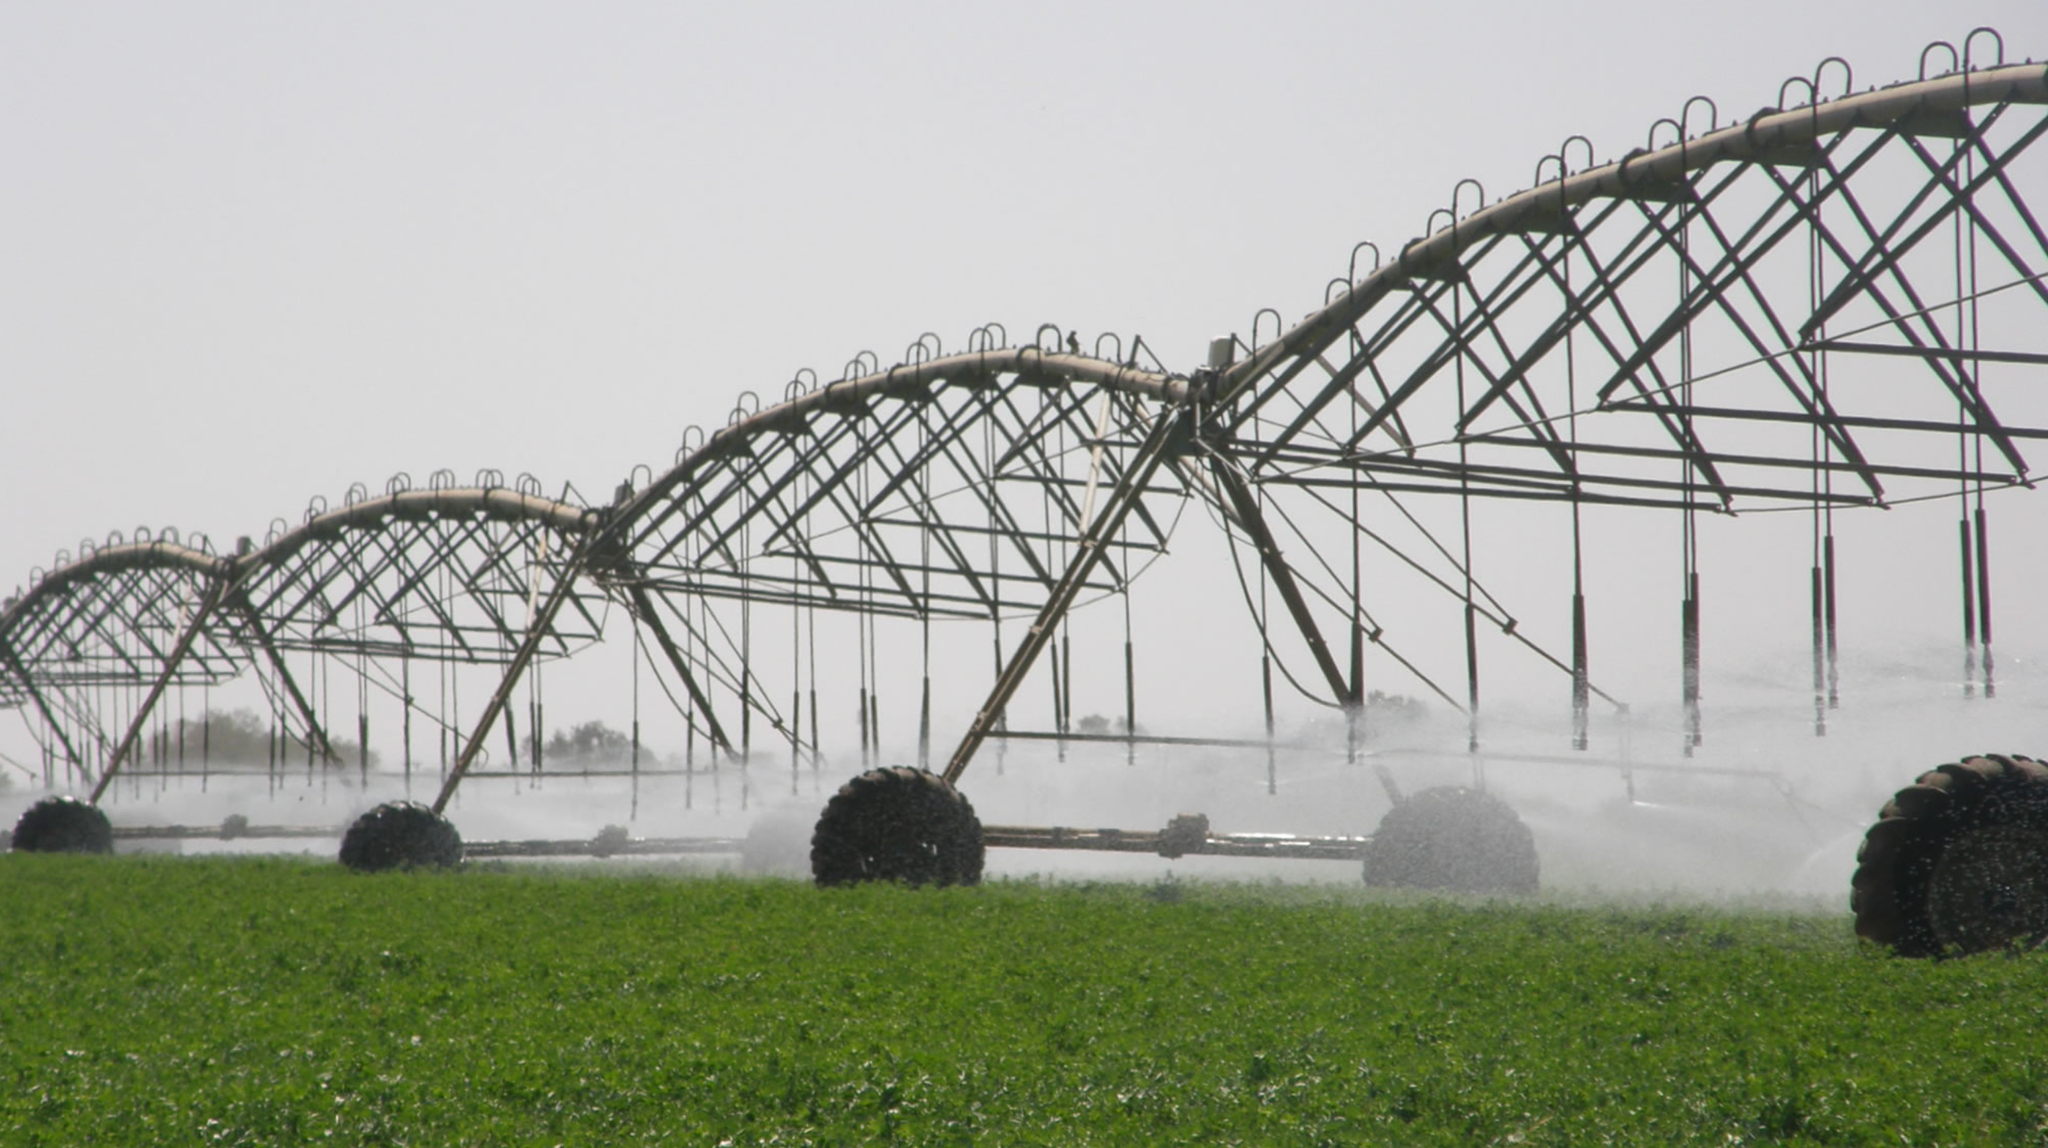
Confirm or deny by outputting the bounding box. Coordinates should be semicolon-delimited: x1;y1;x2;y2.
1976;506;1994;698
791;680;803;793
1349;447;1365;764
858;683;871;765
532;698;544;775
624;582;735;760
1570;591;1589;751
1681;573;1702;751
867;681;880;766
1123;633;1136;766
1209;462;1353;702
793;553;805;793
944;400;1191;785
1464;602;1481;755
918;674;931;770
402;655;413;796
1049;633;1065;762
1810;563;1826;736
740;594;753;765
1262;651;1276;797
631;619;643;814
1823;532;1839;709
1;641;88;786
1960;516;1978;698
1061;630;1073;732
228;592;341;766
1346;614;1364;765
90;577;228;804
431;550;591;815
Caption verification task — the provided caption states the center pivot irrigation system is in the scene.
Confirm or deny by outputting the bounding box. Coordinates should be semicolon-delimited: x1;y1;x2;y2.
9;32;2048;956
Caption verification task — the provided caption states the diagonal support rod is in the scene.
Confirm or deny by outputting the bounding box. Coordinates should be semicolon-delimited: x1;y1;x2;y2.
431;547;593;815
89;576;229;804
227;589;341;767
0;638;88;786
1208;459;1355;705
944;398;1193;785
624;581;736;761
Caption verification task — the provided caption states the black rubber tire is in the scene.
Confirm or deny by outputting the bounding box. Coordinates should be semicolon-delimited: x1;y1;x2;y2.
1361;786;1539;895
9;796;114;855
810;767;984;888
1851;753;2048;958
338;801;463;872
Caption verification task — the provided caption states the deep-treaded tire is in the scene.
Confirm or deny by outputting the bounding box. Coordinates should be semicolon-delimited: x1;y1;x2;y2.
339;802;463;872
810;767;984;887
1852;753;2048;957
10;796;114;855
1361;786;1539;895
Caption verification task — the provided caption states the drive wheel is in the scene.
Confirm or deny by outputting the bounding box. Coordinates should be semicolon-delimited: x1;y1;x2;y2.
810;767;984;888
338;802;463;872
1852;754;2048;957
10;796;115;855
1361;786;1538;895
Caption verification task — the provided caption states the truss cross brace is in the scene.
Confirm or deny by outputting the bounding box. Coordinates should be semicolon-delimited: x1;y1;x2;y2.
89;576;229;804
0;639;87;784
1209;460;1356;704
431;547;593;815
943;399;1192;786
625;582;736;762
228;590;340;768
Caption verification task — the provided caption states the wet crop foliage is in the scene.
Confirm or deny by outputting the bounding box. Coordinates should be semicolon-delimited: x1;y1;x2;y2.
3;856;2046;1145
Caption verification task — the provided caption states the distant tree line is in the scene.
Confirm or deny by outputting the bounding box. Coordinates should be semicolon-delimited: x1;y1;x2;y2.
521;720;635;766
168;708;375;769
1074;713;1145;736
1071;693;1425;740
168;711;641;771
1362;690;1426;725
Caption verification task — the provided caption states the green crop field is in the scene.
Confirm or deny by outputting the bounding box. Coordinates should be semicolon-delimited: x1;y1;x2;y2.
2;856;2045;1146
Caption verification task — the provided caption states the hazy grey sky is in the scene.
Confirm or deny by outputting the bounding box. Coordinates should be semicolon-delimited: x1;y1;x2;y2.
9;2;2048;782
7;1;2043;592
9;0;2048;880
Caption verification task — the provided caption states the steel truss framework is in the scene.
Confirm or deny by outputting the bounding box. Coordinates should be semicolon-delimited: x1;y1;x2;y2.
5;44;2048;809
0;477;608;795
1219;57;2048;748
